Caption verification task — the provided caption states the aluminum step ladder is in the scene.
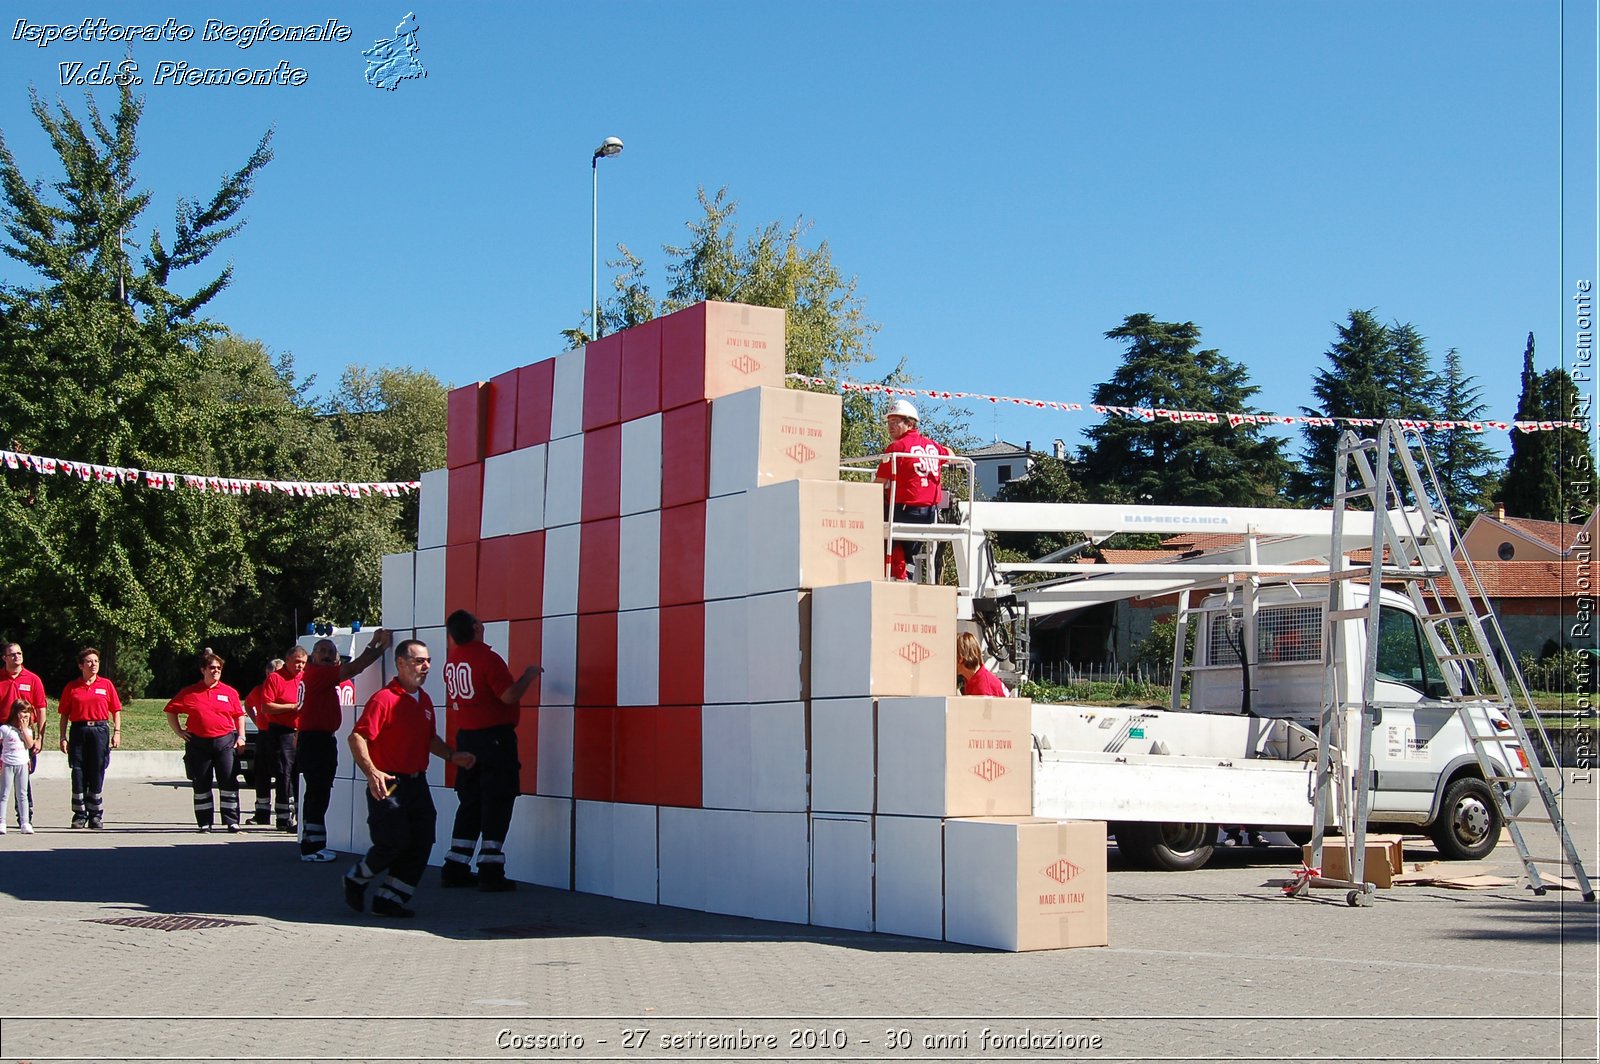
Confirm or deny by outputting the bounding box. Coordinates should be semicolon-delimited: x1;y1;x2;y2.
1310;422;1593;902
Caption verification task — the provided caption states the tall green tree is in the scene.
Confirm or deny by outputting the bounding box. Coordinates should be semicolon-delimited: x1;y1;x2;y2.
1295;310;1440;501
1427;347;1501;519
576;185;973;462
0;83;273;692
1078;314;1289;506
1500;334;1552;518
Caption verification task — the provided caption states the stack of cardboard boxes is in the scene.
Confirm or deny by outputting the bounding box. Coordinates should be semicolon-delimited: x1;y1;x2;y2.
368;301;1107;951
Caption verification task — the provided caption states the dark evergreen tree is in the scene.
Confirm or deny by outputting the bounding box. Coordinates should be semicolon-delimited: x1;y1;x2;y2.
1295;310;1439;501
1427;347;1501;519
1501;333;1563;520
1079;314;1289;506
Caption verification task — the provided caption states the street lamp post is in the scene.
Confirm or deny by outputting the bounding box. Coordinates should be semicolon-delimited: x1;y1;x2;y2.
591;136;624;339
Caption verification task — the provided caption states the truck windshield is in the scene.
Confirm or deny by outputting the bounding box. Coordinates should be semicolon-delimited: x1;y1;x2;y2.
1375;605;1448;696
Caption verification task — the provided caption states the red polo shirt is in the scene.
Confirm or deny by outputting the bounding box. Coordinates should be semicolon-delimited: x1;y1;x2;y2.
260;667;304;728
164;682;245;739
445;640;516;731
297;662;345;733
876;430;952;507
59;677;122;723
0;667;48;729
354;679;436;775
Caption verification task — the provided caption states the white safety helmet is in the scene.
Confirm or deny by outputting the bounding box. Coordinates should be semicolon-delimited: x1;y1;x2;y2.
887;399;919;422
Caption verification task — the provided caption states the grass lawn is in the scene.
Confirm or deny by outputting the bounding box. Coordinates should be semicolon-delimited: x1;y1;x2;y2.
116;699;184;751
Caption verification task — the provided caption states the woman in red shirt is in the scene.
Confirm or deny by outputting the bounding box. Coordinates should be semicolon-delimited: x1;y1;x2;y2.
56;647;122;829
164;650;247;832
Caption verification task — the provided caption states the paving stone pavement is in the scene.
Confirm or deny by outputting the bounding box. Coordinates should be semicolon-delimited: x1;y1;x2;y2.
0;772;1595;1063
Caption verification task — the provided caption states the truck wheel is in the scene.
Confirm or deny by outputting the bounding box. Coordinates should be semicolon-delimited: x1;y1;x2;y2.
1429;777;1502;861
1116;821;1216;871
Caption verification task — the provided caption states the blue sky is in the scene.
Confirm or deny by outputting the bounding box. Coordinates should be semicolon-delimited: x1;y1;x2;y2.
1;1;1594;463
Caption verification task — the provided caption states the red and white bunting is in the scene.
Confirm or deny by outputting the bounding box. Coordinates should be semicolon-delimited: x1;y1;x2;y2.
0;449;419;497
788;374;1585;435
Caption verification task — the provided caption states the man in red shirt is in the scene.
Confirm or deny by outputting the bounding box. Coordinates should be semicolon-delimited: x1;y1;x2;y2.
344;638;475;917
874;400;953;580
441;609;541;891
956;631;1009;697
252;650;305;831
56;646;122;828
297;629;391;862
0;643;49;821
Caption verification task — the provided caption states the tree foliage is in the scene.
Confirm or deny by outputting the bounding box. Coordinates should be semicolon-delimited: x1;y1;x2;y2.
1500;334;1593;521
1296;310;1440;502
1079;314;1289;506
575;185;973;465
1426;347;1501;519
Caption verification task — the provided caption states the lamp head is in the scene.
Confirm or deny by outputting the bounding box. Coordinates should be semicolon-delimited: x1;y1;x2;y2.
593;136;624;161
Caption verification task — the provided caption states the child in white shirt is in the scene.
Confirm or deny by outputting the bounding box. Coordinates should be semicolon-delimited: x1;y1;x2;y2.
1;699;35;834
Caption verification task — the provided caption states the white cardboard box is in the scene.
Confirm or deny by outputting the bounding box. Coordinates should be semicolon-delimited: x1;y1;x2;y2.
709;386;842;497
380;552;415;630
615;608;660;706
549;348;586;441
417;467;448;550
700;704;752;810
873;814;943;940
479;450;517;539
876;696;1033;818
413;547;446;630
507;444;547;534
745;591;809;703
504;795;573;889
576;801;659;903
658;806;713;911
617;511;661;611
702;598;749;704
539;615;578;708
541;523;581;618
747;479;885;594
809;582;959;699
702;492;749;601
750;701;809;812
943;818;1109;952
620;414;663;516
810;697;875;814
741;810;811;924
536;704;574;796
542;434;585;529
426;786;461;867
810;814;874;931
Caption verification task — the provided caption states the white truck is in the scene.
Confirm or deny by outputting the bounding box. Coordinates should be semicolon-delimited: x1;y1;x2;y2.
937;500;1540;872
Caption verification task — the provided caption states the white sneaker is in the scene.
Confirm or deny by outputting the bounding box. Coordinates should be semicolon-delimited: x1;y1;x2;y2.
19;824;32;834
0;824;7;835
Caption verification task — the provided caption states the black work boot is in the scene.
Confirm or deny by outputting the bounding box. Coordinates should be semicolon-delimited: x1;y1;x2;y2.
440;862;478;888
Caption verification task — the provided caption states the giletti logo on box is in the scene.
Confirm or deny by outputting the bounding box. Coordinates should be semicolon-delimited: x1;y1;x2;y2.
1043;858;1082;884
824;536;860;558
897;641;931;664
783;442;816;464
971;757;1007;783
728;353;762;376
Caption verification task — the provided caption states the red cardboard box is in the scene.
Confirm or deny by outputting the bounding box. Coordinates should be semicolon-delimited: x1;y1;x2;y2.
572;705;616;802
484;368;519;457
516;705;539;794
658;604;705;705
620;317;663;421
447;383;487;469
507;618;542;707
582;333;623;431
515;359;555;449
444;542;478;618
504;530;545;621
576;612;618;706
578;518;620;615
445;461;483;546
475;535;517;621
613;705;659;805
660;301;787;409
656;705;702;808
581;423;623;522
660;402;711;507
658;502;707;606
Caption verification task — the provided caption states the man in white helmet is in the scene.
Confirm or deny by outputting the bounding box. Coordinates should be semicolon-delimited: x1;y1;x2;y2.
874;399;952;580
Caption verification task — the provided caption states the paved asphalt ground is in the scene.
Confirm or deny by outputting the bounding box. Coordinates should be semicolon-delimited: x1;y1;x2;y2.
0;770;1595;1064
